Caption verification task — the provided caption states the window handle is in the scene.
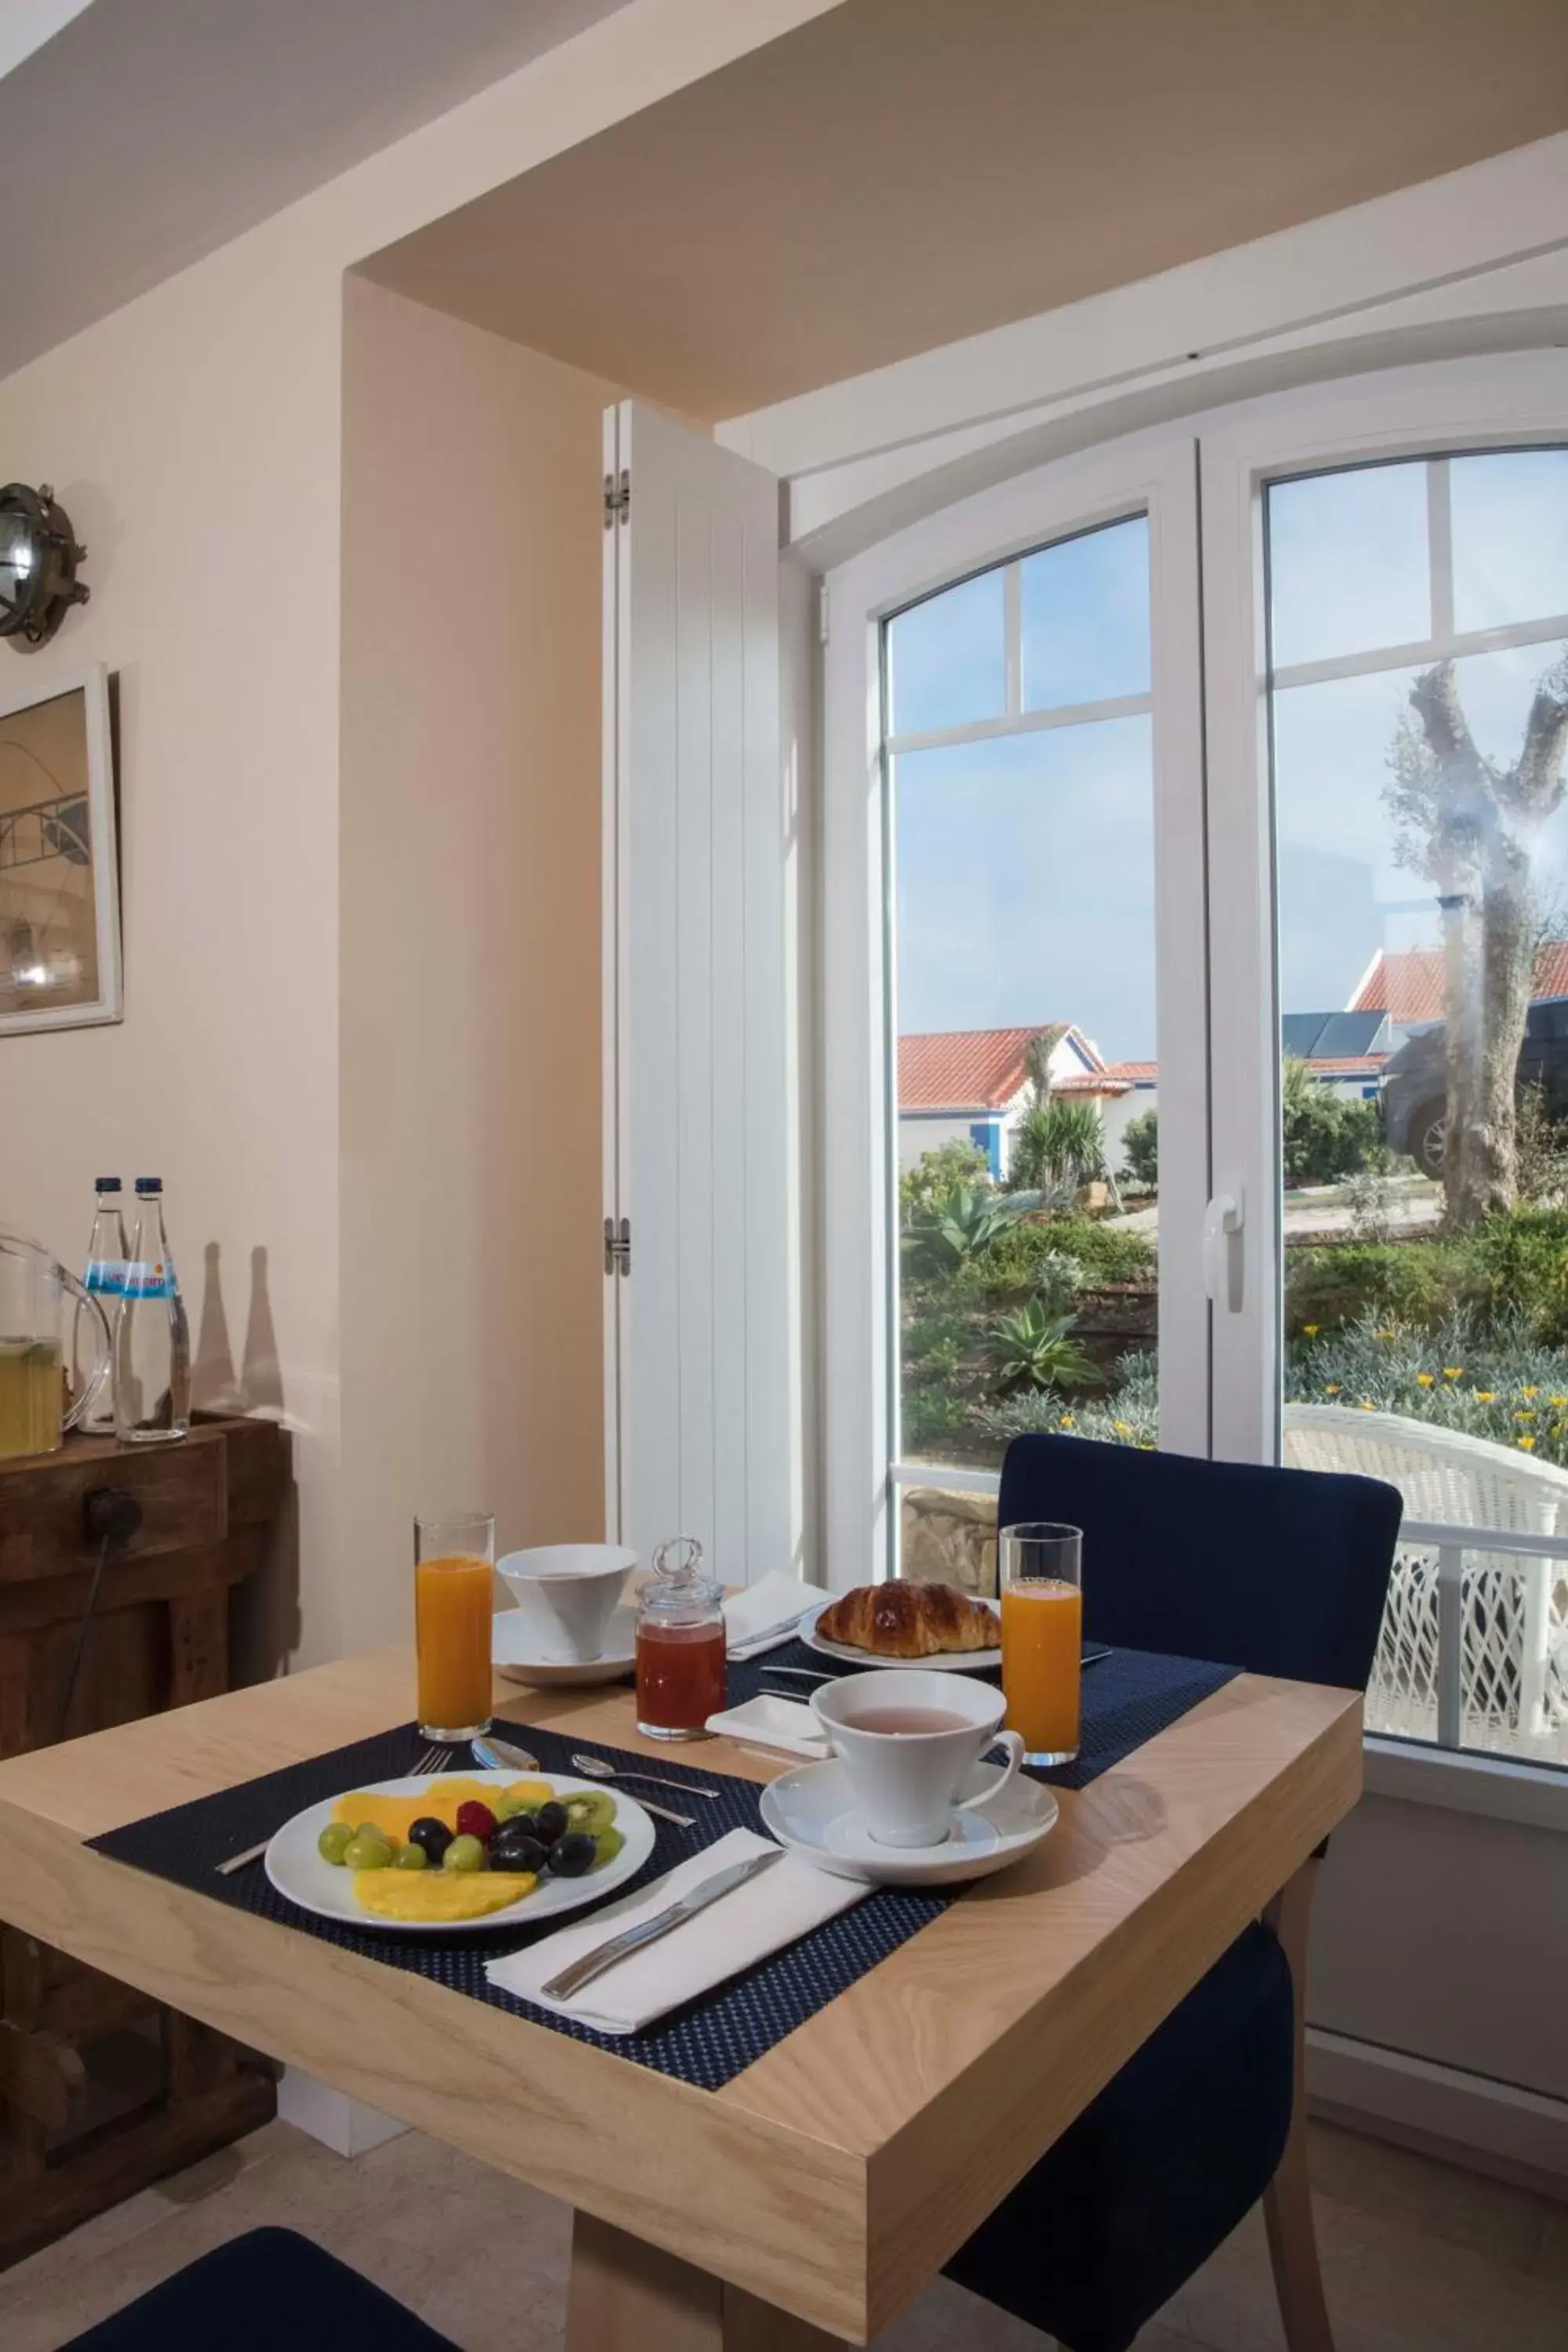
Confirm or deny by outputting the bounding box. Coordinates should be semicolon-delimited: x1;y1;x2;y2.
1204;1189;1244;1312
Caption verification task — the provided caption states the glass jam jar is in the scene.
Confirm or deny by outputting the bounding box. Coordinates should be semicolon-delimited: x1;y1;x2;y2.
635;1536;726;1740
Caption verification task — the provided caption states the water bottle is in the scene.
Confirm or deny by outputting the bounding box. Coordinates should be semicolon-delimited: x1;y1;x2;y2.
114;1178;191;1443
80;1176;127;1432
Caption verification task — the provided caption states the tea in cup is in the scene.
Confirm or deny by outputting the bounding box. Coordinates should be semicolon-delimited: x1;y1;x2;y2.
810;1669;1024;1847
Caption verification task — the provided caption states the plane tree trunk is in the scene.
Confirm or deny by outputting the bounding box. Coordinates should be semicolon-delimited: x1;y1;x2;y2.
1398;659;1568;1229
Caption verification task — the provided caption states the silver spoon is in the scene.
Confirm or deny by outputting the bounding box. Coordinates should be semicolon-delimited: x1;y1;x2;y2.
569;1750;721;1798
473;1734;697;1828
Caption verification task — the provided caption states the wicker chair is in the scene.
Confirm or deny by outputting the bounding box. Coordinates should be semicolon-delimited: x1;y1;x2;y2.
1282;1404;1568;1756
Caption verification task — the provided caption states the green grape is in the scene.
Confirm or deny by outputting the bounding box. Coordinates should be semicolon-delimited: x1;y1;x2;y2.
443;1833;488;1872
342;1831;394;1872
393;1842;427;1871
317;1821;354;1866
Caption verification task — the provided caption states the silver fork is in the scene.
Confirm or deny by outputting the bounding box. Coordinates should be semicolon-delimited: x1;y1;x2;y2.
214;1740;456;1875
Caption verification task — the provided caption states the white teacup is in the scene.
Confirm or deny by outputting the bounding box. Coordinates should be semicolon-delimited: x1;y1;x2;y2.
495;1544;637;1665
810;1670;1025;1848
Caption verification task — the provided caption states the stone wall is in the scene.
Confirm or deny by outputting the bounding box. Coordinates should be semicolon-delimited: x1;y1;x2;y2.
899;1486;999;1596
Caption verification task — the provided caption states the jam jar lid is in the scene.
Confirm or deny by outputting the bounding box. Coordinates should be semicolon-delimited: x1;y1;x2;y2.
638;1534;723;1619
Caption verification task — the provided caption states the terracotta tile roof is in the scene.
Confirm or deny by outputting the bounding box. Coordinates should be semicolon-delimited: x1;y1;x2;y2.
1352;942;1568;1022
898;1024;1091;1111
1104;1061;1158;1081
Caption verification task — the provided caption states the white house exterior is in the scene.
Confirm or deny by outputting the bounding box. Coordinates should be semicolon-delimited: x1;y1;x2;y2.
897;1024;1117;1178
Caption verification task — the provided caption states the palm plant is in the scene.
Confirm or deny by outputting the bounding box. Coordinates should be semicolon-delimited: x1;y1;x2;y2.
1006;1097;1109;1196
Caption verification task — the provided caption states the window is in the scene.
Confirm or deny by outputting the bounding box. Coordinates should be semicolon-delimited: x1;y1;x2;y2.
887;520;1160;1555
1265;447;1568;1766
825;358;1568;1784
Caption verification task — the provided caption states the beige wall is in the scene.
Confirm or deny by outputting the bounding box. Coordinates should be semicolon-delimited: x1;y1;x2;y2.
339;280;615;1639
0;0;834;1666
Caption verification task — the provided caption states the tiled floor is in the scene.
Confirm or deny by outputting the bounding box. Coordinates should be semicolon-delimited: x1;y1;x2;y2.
2;2114;1563;2350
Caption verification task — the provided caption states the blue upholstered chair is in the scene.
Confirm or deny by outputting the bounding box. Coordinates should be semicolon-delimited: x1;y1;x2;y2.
60;2227;460;2351
946;1432;1401;2352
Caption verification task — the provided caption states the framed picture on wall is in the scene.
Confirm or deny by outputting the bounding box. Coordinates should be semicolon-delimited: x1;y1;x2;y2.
0;665;122;1035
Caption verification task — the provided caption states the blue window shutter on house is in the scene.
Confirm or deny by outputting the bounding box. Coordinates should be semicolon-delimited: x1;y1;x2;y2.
970;1120;1002;1178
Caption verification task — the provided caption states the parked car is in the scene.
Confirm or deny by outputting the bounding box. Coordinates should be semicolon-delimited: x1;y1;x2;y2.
1382;995;1568;1175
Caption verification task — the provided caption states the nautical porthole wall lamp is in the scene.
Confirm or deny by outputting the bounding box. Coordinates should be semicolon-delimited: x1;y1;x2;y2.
0;484;89;648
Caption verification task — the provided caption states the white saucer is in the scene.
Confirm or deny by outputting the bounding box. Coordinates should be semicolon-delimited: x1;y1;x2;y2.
799;1596;1002;1674
758;1755;1058;1887
492;1603;636;1688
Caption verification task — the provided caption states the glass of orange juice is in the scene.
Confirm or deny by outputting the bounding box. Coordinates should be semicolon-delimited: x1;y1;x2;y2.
1000;1521;1083;1766
414;1511;495;1743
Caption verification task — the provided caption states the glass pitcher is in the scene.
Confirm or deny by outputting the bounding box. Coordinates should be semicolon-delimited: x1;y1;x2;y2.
0;1232;112;1460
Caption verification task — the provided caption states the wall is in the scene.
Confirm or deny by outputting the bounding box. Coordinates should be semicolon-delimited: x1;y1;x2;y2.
338;279;615;1639
0;0;837;1665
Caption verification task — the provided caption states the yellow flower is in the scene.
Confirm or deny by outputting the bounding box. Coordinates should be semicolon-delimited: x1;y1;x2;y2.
1303;1323;1320;1337
1476;1390;1497;1403
1058;1414;1076;1431
1359;1399;1377;1412
1521;1385;1539;1399
1323;1383;1341;1396
1516;1410;1535;1424
1518;1436;1537;1452
1415;1372;1436;1388
1113;1420;1132;1436
1443;1367;1463;1381
1374;1329;1395;1341
1551;1395;1568;1408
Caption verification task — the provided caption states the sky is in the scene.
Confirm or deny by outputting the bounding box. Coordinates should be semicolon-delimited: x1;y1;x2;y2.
889;451;1568;1069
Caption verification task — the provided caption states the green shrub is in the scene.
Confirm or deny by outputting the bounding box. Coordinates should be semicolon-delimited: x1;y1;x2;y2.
898;1140;991;1221
1282;1059;1383;1184
1120;1108;1158;1189
974;1352;1158;1448
965;1217;1155;1294
1287;1210;1568;1345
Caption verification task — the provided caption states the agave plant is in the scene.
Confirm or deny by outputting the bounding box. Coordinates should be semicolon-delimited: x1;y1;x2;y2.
902;1183;1023;1274
989;1296;1098;1393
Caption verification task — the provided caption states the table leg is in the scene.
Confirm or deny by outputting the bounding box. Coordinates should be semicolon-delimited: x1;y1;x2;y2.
566;2214;848;2352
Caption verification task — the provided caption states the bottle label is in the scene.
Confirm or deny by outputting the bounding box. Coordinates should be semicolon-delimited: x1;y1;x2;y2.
85;1258;125;1295
122;1259;172;1300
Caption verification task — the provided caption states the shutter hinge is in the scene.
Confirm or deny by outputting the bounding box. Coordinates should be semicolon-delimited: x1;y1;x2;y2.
603;468;630;528
603;1216;631;1274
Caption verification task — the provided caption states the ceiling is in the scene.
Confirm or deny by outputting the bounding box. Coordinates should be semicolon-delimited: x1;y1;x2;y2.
365;0;1568;422
0;0;629;383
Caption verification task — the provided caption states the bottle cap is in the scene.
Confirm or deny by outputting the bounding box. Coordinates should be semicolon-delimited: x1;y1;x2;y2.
134;1177;162;1194
94;1176;122;1192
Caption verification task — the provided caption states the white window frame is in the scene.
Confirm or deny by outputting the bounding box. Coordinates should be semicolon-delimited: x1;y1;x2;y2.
820;426;1208;1590
1199;349;1568;1467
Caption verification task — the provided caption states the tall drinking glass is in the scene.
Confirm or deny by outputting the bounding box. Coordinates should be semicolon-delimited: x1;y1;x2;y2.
999;1522;1083;1766
415;1511;495;1744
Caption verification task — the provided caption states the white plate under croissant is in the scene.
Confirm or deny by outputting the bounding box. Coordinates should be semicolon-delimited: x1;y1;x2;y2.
800;1584;1002;1673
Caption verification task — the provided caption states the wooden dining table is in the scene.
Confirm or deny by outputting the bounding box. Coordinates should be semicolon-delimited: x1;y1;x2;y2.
0;1646;1361;2347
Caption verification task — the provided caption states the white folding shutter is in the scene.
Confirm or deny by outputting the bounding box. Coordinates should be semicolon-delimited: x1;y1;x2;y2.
602;399;789;1584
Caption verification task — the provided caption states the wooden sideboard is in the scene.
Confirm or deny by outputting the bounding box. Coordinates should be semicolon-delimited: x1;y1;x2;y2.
0;1417;291;2267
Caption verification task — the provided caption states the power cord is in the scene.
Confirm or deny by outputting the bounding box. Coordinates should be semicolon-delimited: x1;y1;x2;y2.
55;1486;143;1743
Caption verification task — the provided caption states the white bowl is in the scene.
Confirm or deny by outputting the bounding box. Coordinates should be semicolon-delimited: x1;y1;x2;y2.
495;1544;637;1664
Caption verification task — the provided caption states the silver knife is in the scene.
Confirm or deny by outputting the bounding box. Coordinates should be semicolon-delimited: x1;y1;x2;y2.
727;1610;812;1657
540;1846;785;2002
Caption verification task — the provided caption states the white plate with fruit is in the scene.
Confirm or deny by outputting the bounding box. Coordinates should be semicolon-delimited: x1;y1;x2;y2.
264;1769;655;1935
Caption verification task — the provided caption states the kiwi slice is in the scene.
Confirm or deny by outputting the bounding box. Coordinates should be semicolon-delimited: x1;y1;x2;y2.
592;1827;626;1868
563;1789;617;1837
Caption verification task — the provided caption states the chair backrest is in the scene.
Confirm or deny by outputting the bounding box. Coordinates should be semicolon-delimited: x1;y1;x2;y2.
997;1432;1403;1690
1282;1403;1568;1537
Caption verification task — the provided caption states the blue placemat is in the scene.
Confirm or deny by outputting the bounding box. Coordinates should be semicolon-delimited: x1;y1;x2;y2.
87;1649;1235;2091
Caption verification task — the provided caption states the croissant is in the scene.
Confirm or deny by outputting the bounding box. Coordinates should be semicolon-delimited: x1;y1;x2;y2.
815;1581;996;1659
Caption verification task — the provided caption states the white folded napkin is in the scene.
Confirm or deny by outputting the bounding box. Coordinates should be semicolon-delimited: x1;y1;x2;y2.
705;1692;830;1759
724;1570;832;1658
485;1828;866;2034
